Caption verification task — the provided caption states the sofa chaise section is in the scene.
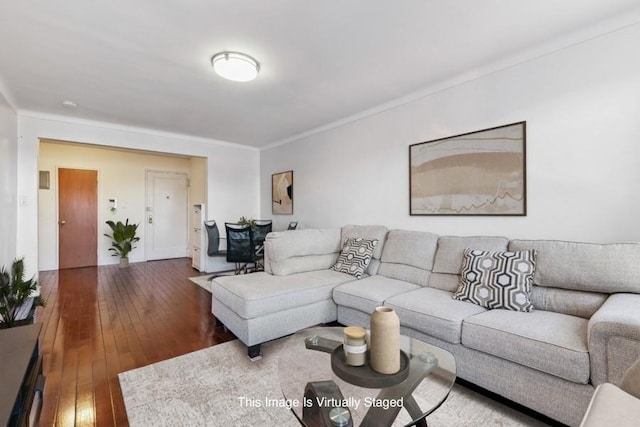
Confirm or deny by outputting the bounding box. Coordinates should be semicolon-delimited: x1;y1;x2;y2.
211;225;388;359
211;228;347;358
211;269;352;358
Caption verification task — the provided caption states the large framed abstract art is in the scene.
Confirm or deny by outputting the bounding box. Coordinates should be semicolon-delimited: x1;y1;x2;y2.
272;170;293;215
409;121;526;216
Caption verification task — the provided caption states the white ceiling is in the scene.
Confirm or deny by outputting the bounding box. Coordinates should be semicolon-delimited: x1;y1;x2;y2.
1;1;639;148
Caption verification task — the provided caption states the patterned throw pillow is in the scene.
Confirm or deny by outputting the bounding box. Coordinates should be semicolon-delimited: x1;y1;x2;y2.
452;249;537;312
332;238;378;279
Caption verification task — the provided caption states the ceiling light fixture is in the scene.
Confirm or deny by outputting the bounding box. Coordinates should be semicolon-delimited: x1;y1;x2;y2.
211;51;260;82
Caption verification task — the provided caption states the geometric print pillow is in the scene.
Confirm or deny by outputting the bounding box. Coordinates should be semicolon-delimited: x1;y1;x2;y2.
452;249;537;312
332;238;378;279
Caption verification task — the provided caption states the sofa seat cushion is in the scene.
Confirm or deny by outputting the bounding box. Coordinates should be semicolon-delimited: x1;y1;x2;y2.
384;287;487;344
211;270;354;319
333;276;420;315
462;309;590;383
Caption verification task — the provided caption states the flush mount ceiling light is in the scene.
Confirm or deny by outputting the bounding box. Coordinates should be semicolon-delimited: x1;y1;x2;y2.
211;51;260;82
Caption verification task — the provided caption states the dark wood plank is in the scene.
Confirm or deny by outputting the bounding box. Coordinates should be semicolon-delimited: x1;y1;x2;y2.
36;258;235;426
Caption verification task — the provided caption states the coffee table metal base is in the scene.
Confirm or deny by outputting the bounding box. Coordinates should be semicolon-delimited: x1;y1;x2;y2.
279;327;456;427
305;335;436;427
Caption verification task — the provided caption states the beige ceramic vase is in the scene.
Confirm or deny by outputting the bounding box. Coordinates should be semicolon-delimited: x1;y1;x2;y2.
369;306;400;374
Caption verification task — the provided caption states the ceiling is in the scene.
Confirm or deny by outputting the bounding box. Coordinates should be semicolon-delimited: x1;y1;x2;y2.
1;1;639;148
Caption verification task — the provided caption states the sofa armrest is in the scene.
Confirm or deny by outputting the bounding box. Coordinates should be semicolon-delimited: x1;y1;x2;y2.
588;293;640;386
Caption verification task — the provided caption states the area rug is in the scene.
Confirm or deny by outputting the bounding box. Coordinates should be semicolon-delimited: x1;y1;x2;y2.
189;271;236;292
188;274;215;292
119;338;550;426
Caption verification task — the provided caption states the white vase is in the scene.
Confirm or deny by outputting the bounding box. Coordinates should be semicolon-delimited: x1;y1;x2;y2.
369;306;400;374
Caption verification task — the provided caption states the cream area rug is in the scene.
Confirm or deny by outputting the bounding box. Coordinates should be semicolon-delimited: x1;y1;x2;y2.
119;338;551;426
189;275;214;292
189;271;254;293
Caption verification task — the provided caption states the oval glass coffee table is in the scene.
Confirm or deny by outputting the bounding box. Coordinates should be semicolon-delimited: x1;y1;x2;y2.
278;326;456;427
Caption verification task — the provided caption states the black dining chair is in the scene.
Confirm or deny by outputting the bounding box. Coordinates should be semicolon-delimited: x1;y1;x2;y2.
225;223;255;274
204;220;224;256
252;220;272;271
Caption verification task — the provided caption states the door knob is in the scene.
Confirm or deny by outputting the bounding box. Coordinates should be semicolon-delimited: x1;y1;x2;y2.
148;215;153;224
59;220;66;225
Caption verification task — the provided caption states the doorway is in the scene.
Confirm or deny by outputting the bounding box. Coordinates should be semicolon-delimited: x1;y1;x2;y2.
58;168;98;269
145;170;189;260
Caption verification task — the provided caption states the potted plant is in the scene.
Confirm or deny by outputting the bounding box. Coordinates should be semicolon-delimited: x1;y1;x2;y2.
0;258;45;329
237;216;257;230
104;219;140;268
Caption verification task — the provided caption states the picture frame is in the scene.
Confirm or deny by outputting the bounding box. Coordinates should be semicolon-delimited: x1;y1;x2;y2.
409;121;526;216
272;170;293;215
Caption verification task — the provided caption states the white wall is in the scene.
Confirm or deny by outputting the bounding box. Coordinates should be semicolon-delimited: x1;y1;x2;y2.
189;156;208;206
261;23;640;243
0;92;17;267
18;114;260;276
38;141;202;269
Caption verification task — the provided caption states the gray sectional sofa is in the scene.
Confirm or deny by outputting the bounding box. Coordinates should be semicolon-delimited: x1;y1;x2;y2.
210;225;640;426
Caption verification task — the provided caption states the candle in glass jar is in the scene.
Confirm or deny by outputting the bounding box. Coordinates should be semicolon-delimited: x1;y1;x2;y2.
343;326;367;366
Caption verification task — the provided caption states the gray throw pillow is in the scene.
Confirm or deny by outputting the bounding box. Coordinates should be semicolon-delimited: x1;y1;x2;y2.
332;238;378;279
452;248;536;312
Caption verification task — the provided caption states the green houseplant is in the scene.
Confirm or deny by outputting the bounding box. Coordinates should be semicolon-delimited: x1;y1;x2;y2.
0;258;45;328
105;219;140;268
237;216;257;230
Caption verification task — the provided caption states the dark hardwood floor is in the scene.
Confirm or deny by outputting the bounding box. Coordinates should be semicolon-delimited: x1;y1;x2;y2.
35;258;235;427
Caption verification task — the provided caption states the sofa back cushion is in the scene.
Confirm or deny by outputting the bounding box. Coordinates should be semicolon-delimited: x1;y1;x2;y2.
264;228;341;276
377;229;438;285
341;225;388;275
429;236;509;292
509;240;640;294
530;286;607;319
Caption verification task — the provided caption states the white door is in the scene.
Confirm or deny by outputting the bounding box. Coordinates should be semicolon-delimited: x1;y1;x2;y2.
145;170;189;260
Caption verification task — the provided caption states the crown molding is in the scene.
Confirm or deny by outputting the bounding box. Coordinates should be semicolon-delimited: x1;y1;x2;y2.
263;11;640;151
17;110;258;151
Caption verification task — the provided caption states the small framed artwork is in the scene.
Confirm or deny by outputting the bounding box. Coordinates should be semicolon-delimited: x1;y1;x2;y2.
272;170;293;215
409;121;526;216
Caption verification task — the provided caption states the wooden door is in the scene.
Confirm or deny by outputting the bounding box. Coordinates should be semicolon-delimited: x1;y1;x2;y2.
59;168;98;269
